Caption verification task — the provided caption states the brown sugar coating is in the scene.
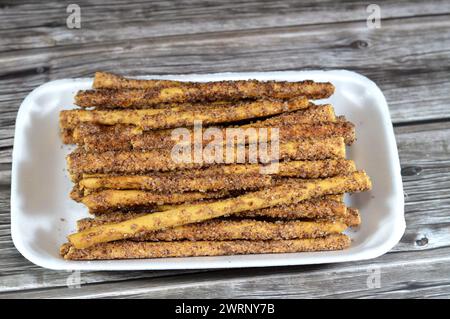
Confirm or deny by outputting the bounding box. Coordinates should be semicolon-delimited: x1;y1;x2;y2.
66;137;346;175
78;73;334;108
65;96;309;129
62;104;339;152
80;189;231;213
66;172;371;249
76;218;348;241
76;159;356;195
74;121;354;152
61;234;350;260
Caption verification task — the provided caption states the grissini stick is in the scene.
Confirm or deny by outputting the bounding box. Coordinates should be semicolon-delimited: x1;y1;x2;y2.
77;218;348;241
67;171;371;249
74;120;354;152
65;104;340;151
77;159;356;192
77;200;345;229
64;96;309;129
67;137;347;175
79;189;231;213
82;72;334;107
61;234;350;260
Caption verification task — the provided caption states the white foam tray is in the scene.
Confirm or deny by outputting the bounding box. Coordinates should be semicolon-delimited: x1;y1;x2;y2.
11;70;405;270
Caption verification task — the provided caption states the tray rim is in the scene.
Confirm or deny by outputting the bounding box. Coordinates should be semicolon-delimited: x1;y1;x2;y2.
11;70;405;270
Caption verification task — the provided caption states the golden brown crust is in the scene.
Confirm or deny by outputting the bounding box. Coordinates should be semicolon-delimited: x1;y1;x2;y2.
67;147;198;175
93;72;185;90
79;173;273;193
92;72;336;100
79;189;231;213
325;194;344;202
60;128;75;144
78;212;149;227
72;123;140;150
76;159;356;193
62;104;338;151
78;199;347;230
65;97;309;129
235;198;347;220
79;207;359;231
243;103;336;127
79;159;354;179
86;194;344;217
80;73;334;107
78;205;357;232
72;121;354;152
346;208;361;227
156;194;344;211
77;219;348;241
85;194;345;220
69;185;84;201
273;159;355;178
67;137;346;175
61;234;350;260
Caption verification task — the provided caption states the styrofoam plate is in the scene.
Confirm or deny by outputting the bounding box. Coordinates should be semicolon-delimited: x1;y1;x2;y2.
11;70;405;270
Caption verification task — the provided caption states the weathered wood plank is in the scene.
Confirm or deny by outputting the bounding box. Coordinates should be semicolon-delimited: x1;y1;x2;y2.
2;15;449;76
393;122;450;254
1;0;449;51
0;164;11;186
1;246;450;298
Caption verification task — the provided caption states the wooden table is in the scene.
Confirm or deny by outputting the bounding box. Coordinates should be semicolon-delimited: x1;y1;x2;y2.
1;0;449;298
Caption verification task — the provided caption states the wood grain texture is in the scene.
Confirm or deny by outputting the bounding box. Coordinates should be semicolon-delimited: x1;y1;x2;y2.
1;0;449;51
0;0;449;299
2;247;450;298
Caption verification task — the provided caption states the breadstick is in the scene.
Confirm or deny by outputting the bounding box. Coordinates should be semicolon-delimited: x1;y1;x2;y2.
67;137;346;175
80;189;231;213
80;72;334;107
68;171;371;249
61;234;350;260
77;219;347;241
77;159;356;192
67;96;309;129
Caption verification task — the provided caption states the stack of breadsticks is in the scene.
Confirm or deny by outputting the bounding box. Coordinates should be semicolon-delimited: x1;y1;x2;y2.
59;72;372;260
